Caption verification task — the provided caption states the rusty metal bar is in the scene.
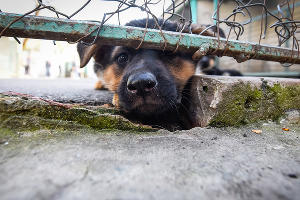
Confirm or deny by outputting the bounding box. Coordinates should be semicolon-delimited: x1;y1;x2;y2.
1;12;300;64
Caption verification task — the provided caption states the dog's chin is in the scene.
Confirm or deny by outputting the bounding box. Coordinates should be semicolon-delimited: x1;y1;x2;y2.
118;81;178;116
121;98;174;116
130;103;167;116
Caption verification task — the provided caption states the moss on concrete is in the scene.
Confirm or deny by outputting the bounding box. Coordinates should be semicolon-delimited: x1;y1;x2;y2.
0;94;155;132
0;114;90;132
210;82;300;127
0;128;16;144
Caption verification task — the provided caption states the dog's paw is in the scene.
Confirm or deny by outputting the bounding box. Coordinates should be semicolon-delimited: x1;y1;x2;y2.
100;104;114;108
94;80;107;90
112;93;120;108
190;24;215;37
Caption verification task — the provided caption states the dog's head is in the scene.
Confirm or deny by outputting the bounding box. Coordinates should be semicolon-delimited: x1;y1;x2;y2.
197;25;226;71
198;55;215;70
77;19;222;116
79;47;195;116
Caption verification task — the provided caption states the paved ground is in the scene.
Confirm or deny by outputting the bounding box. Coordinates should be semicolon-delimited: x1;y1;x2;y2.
1;125;300;200
0;78;300;200
0;78;113;105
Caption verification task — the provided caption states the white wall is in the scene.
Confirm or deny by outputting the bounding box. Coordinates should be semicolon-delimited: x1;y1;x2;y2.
0;37;22;78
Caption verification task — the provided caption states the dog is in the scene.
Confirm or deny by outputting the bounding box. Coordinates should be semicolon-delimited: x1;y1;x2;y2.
77;19;223;127
196;26;243;76
198;55;243;76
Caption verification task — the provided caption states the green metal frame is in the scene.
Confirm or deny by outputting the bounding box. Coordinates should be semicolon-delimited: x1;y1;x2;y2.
1;12;300;65
213;0;218;25
190;0;198;23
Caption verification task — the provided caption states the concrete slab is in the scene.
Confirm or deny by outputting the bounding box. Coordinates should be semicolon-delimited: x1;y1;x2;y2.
186;76;300;127
0;93;154;132
0;124;300;200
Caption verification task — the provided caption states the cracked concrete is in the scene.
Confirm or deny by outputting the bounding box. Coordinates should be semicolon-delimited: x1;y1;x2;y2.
1;123;300;200
0;78;300;200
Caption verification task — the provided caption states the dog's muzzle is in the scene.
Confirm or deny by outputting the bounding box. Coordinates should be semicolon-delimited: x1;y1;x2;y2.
126;72;157;95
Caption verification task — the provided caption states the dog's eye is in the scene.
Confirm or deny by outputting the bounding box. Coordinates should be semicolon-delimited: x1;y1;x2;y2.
117;53;128;65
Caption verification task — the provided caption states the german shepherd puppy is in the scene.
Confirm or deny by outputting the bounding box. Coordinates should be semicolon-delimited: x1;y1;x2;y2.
196;27;243;76
77;19;221;128
198;55;243;76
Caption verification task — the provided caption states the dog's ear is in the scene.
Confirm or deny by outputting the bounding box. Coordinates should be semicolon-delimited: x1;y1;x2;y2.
77;42;97;68
77;42;112;68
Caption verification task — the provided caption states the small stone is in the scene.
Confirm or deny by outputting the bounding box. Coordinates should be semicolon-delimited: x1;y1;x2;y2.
273;145;285;150
0;140;8;145
211;136;218;140
285;110;300;124
287;174;298;179
252;130;262;134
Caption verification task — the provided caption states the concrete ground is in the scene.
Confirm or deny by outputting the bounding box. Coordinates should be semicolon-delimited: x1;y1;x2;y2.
0;78;300;200
0;78;113;105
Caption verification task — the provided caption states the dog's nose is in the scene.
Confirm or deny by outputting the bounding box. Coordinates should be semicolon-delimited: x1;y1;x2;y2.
127;72;157;94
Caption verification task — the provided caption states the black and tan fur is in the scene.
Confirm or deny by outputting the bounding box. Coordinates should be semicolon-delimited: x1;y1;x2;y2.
198;55;243;76
195;27;243;76
77;19;223;128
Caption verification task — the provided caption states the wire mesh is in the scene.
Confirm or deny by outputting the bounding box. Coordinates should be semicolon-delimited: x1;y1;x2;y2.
0;0;299;64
